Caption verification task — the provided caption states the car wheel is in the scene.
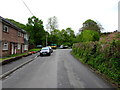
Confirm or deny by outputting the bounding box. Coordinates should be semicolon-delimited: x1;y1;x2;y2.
48;53;51;56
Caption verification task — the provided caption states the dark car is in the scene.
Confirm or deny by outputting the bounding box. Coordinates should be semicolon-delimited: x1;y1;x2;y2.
36;45;43;48
40;47;51;56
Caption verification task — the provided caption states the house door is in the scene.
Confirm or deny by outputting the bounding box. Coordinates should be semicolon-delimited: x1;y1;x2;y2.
22;44;24;53
11;43;14;54
15;47;17;54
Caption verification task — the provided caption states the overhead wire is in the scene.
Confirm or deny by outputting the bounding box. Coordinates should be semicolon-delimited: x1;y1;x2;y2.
21;0;34;16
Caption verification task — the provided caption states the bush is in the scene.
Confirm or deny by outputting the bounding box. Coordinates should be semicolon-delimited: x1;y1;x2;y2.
72;40;120;84
79;30;100;42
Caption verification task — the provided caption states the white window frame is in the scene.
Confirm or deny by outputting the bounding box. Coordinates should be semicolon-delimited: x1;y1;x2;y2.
3;25;9;32
18;44;21;49
24;45;28;50
24;34;28;40
21;33;23;37
18;31;21;37
3;42;8;50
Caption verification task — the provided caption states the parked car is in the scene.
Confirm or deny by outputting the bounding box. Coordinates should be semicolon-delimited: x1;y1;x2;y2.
50;44;57;49
60;45;64;49
40;47;51;56
47;46;53;53
36;45;43;48
59;45;68;49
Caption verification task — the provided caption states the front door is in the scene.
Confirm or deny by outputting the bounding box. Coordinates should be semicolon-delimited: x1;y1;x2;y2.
11;43;14;54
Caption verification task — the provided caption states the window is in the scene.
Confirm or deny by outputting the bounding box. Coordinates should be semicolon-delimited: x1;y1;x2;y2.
24;45;28;50
24;34;28;40
3;25;8;32
18;44;21;49
21;33;24;37
3;42;8;50
18;31;21;37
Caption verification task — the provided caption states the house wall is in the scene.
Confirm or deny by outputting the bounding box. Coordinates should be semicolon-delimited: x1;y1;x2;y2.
2;24;24;43
0;22;2;57
2;23;25;57
0;21;2;41
2;42;10;57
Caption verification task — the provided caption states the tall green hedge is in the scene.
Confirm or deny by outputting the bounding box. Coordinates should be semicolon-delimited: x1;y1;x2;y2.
72;40;120;84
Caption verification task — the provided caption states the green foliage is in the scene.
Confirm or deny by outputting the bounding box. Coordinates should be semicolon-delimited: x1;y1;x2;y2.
48;27;76;46
72;40;120;84
6;18;26;30
1;52;28;61
29;48;41;52
46;16;58;33
26;16;46;46
80;19;103;33
115;33;120;38
78;30;100;42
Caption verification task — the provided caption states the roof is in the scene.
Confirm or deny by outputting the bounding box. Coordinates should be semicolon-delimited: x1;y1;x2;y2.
0;16;26;33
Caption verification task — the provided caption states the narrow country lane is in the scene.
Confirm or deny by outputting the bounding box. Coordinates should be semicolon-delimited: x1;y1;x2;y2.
2;49;115;88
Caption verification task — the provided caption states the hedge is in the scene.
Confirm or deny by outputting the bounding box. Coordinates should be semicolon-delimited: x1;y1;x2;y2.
72;40;120;85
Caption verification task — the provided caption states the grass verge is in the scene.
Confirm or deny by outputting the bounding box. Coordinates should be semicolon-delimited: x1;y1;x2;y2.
0;52;28;61
29;48;41;52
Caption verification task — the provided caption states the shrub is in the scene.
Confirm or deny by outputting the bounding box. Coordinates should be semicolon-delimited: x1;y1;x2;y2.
79;30;100;42
72;40;120;84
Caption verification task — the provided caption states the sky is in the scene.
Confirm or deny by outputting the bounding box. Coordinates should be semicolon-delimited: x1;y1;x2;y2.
0;0;119;34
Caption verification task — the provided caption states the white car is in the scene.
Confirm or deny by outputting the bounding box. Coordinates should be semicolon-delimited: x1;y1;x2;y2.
40;47;51;56
47;46;53;53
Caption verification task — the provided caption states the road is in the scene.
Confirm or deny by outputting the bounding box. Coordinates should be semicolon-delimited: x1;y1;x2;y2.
2;49;115;88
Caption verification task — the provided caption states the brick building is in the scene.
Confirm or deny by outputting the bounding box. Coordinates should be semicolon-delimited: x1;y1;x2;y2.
0;16;29;57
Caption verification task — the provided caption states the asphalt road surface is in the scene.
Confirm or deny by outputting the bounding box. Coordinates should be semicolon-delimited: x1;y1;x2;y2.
2;49;115;88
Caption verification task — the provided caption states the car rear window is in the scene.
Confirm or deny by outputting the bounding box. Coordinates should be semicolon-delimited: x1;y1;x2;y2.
42;47;49;50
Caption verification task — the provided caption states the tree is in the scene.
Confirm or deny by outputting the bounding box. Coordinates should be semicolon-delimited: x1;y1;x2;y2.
58;28;76;46
80;19;103;33
46;16;58;34
48;29;61;45
79;30;100;42
26;16;46;46
6;18;26;30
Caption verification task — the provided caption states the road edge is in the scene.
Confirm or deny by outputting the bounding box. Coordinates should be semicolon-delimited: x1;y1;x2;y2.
70;51;119;90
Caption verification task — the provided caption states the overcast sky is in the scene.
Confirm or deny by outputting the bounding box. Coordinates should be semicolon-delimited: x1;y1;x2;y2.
0;0;119;34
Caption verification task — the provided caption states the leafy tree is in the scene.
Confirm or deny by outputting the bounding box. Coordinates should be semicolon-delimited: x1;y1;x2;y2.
80;19;103;33
57;28;75;46
79;30;100;42
47;27;76;46
48;29;61;45
26;16;46;46
46;16;58;34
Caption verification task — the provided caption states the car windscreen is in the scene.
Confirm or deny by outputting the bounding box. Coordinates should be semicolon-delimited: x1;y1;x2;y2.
42;49;48;50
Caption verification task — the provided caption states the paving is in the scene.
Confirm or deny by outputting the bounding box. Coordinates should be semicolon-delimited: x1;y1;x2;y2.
2;53;38;74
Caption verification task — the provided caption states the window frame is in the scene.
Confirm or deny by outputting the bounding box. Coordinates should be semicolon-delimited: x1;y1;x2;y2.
18;31;21;37
3;25;9;32
24;45;28;50
18;44;21;50
3;42;8;50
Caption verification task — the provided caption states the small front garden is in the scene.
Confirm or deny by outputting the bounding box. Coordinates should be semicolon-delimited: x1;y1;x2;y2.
0;48;41;61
